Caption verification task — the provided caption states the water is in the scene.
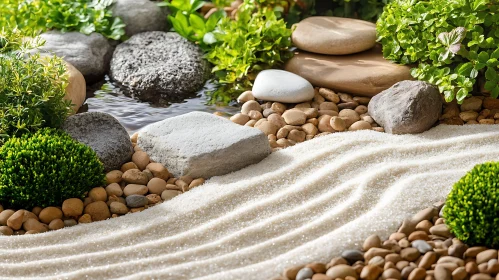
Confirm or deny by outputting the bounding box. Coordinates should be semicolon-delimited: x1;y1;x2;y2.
82;78;241;134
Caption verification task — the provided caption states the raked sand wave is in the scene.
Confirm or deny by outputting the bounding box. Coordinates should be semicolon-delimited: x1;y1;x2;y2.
1;124;499;280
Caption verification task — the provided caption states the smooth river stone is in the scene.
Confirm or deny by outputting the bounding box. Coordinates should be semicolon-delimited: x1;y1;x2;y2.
252;69;314;103
292;16;377;55
284;46;413;97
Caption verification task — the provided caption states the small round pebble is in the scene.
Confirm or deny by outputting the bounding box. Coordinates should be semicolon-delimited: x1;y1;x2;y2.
126;195;149;208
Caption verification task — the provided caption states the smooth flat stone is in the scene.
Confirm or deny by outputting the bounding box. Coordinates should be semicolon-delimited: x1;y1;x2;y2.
284;45;413;97
292;16;377;55
252;69;314;103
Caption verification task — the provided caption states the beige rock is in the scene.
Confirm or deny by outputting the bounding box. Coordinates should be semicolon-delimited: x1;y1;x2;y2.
121;162;139;172
132;151;150;171
349;120;372;131
401;248;421;262
271;102;286;114
7;210;25;230
78;214;92;223
295;107;319;119
146;162;170;180
105;183;123;197
175;179;189;192
0;209;15;226
255;120;278;136
84;201;110;221
355;105;368;115
452;267;467;280
48;219;65;230
302;123;319;135
339;109;361;127
245;120;257;127
409;268;427;280
318;115;335;132
363;235;381;251
88;187;107;202
105;170;123;184
326;264;358;279
248;110;263;121
130;132;138;143
285;46;413;97
319;88;340;103
123;184;148;196
282;110;307;125
64;62;86;112
122;169;149;185
383;268;402;280
320;102;339;112
438;256;465;267
268;113;287;128
0;226;13;235
461;97;483;112
190;178;205;189
161;190;182;201
339;93;354;103
292;16;376;55
364;248;393;261
62;198;84;217
476;249;497;265
354;96;371;105
147;178;166;195
230;113;250;125
241;100;261;114
39;207;63;224
288;129;306;142
237;91;255;103
110;202;129;215
23;218;47;232
329;116;346;132
459;111;479;122
479;119;495;124
361;265;383;280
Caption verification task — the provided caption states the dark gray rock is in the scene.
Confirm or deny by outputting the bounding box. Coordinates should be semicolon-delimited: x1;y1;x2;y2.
126;195;149;208
341;249;364;264
112;0;168;37
62;112;133;171
38;31;113;83
110;31;209;103
368;80;442;134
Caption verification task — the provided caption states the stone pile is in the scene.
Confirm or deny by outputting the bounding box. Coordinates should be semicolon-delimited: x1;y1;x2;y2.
440;97;499;125
285;16;412;97
0;135;205;236
230;88;384;151
277;203;499;280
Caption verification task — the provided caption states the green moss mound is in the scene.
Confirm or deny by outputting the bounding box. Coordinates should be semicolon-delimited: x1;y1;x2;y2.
0;128;105;209
444;162;499;247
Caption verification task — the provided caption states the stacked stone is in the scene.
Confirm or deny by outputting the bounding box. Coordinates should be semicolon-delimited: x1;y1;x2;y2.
277;203;499;280
0;135;205;236
230;88;384;151
441;97;499;125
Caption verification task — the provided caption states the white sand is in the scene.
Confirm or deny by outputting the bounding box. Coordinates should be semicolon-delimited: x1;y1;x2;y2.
1;124;499;280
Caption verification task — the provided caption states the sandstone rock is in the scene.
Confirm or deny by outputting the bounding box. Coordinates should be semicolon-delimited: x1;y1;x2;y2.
64;62;86;112
285;46;412;97
122;169;149;185
368;81;442;134
7;210;24;230
146;162;170;180
292;16;376;55
105;183;124;197
62;198;84;217
84;201;111;221
252;70;314;103
63;112;133;171
110;32;208;103
123;184;148;196
132;151;150;171
39;207;63;224
138;112;271;178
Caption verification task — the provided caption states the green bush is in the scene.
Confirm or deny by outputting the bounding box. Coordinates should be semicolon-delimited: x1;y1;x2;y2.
0;128;104;209
0;28;73;144
319;0;390;22
377;0;499;103
0;0;125;40
444;162;499;247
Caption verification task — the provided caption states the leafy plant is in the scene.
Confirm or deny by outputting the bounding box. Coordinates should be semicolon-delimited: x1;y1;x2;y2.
444;162;499;247
0;0;125;40
255;0;315;26
0;28;72;145
377;0;499;103
205;0;293;102
327;0;389;22
0;128;104;209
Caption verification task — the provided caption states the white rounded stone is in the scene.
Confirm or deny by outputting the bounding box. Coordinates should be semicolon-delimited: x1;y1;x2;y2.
252;70;314;103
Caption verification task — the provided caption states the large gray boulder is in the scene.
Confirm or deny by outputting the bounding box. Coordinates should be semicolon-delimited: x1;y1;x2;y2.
38;31;113;83
137;111;271;178
110;32;209;103
368;80;442;134
112;0;168;37
62;112;134;171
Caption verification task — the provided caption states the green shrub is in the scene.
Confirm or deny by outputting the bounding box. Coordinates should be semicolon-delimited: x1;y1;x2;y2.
0;128;104;209
0;28;73;144
0;0;125;40
320;0;390;22
444;162;499;247
377;0;499;103
206;0;293;103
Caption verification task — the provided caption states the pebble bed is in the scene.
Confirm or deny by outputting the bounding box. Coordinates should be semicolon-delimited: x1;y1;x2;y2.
228;88;385;151
441;96;499;125
277;204;499;280
0;135;205;236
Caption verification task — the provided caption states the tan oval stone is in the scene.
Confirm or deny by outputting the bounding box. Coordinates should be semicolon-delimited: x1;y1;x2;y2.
319;88;340;103
476;249;497;265
0;226;13;235
146;162;170;180
320;102;339;112
78;214;92;223
121;162;139;173
241;100;261;114
109;202;129;215
62;198;84;217
189;178;205;189
23;218;47;232
401;248;421;262
230;113;250;125
132;151;150;171
255;120;278;136
122;169;149;185
288;129;306;142
105;170;123;184
349;120;372;131
268;113;287;129
105;183;123;197
0;209;15;226
161;190;182;201
146;178;167;194
318;115;335;132
88;187;107;202
7;210;25;230
437;256;465;267
48;219;65;230
123;184;148;196
361;265;383;280
39;207;63;224
84;201;111;221
282;110;307;126
409;268;427;280
326;264;358;279
64;62;86;112
338;109;360;127
383;268;401;280
237;91;255;103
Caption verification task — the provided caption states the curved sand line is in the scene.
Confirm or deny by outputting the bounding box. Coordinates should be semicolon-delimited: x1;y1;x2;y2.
1;125;499;279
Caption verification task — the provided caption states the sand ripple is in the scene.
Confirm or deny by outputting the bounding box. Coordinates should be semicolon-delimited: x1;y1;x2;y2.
1;125;499;280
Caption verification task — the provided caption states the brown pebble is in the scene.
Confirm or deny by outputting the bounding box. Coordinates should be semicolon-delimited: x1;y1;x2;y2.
363;234;382;251
419;252;438;269
132;151;150;170
470;274;493;280
448;244;467;258
386;254;402;264
409;231;430;241
84;201;111;221
402;248;421;262
284;265;304;280
121;162;139;172
466;262;479;275
402;266;417;280
326;264;358;279
0;226;13;235
147;178;167;195
38;207;63;224
390;233;407;241
48;219;65;230
385;261;396;270
189;178;205;189
365;248;393;262
360;265;383;280
7;210;24;230
409;268;427;280
0;209;15;226
146;162;170;180
23;218;47;232
105;170;123;184
368;256;385;268
175;179;189;192
383;268;402;280
476;249;497;265
438;256;465;267
465;247;488;258
31;206;42;216
397;261;410;271
306;263;327;274
434;265;452;280
312;274;333;280
78;214;92;223
452;267;467;280
88;187;108;202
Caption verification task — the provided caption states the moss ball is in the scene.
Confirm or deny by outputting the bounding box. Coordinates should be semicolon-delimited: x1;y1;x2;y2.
444;162;499;247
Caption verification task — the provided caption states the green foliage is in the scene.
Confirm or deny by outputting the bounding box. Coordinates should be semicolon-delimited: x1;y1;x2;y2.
0;28;72;145
444;162;499;247
377;0;499;103
326;0;390;22
0;128;104;209
0;0;125;40
206;0;293;102
254;0;315;26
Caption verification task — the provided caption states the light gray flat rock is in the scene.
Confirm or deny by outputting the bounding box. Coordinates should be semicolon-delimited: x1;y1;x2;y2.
137;111;271;178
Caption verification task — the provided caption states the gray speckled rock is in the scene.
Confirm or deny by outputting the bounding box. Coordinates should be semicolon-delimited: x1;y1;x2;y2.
62;112;133;171
368;81;442;134
126;195;149;208
110;32;209;103
38;31;113;83
112;0;168;37
137;111;271;178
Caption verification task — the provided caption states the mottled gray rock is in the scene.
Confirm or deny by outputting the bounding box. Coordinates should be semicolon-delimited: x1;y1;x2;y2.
296;267;314;280
126;195;149;208
112;0;168;37
137;111;271;178
110;32;209;103
368;81;442;134
38;31;113;83
62;112;133;171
